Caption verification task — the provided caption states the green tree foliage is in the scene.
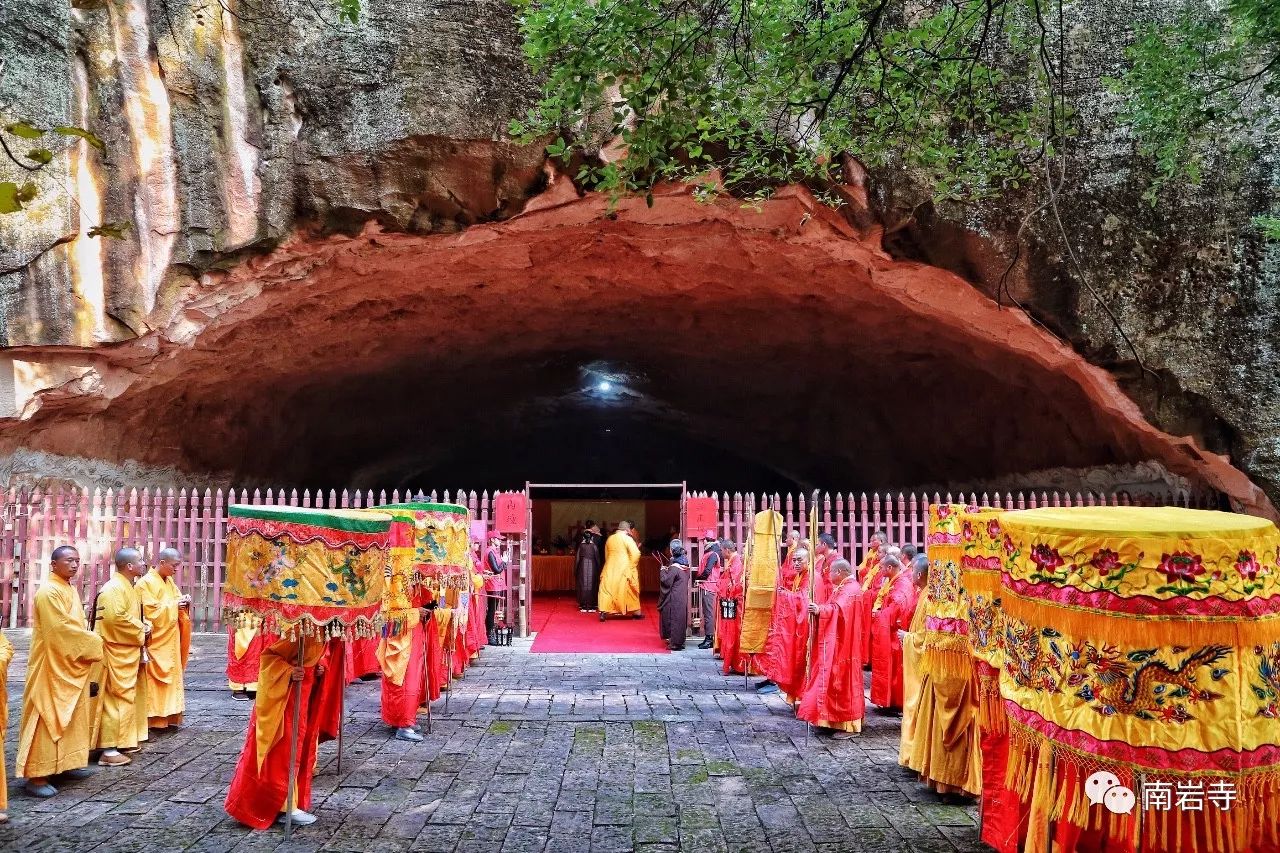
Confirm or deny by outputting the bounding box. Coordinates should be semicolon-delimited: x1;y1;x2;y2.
512;0;1278;215
1112;0;1280;203
512;0;1059;205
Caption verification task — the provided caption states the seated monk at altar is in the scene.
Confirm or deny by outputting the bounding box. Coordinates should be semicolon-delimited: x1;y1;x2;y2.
224;632;333;829
870;555;918;710
797;558;864;738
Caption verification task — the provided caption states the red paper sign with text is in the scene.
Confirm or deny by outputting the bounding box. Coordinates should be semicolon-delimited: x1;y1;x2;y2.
493;492;528;534
684;497;719;538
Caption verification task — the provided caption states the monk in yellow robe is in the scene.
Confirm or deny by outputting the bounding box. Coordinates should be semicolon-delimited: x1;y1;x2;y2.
92;547;151;766
597;521;641;620
16;545;105;798
136;548;191;730
0;629;12;820
901;553;981;795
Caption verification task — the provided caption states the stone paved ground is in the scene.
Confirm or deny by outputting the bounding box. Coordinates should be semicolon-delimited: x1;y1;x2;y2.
1;631;981;853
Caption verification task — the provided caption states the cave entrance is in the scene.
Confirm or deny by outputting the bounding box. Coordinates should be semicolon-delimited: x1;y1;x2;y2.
524;482;685;640
0;185;1267;529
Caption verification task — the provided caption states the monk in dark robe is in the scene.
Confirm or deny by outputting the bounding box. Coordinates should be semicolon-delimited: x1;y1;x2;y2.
797;558;864;738
225;631;338;829
658;539;691;650
574;522;604;612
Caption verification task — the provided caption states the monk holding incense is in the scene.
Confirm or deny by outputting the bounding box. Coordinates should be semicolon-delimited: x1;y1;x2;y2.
228;614;264;700
0;629;13;820
797;558;865;738
16;545;105;798
137;548;190;730
598;521;642;620
716;540;746;675
92;548;151;766
225;632;329;829
870;555;919;711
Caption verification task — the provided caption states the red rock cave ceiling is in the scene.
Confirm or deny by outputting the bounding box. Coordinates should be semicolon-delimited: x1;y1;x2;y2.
6;186;1264;510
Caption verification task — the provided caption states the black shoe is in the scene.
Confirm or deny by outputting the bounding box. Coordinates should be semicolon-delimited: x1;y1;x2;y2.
598;612;606;622
698;639;713;649
669;645;685;651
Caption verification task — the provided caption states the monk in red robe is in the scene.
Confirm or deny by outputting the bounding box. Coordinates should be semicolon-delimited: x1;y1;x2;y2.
465;538;487;659
870;555;919;710
380;591;434;741
225;632;333;829
858;534;889;666
313;639;346;746
716;541;746;675
812;534;837;605
797;558;864;738
759;547;810;700
348;636;381;682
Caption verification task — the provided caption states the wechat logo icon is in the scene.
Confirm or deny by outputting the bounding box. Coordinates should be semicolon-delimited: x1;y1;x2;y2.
1084;770;1135;815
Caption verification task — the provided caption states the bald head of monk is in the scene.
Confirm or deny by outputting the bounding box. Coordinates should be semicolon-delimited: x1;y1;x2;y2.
828;558;853;583
156;547;183;579
114;547;146;582
50;545;80;581
912;553;929;588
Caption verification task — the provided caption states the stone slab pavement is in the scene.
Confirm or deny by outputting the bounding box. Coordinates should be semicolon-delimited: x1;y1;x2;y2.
0;630;981;852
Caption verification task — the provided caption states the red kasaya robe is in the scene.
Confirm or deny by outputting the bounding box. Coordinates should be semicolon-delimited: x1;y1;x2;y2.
348;636;381;682
379;592;430;729
812;553;833;605
797;576;864;730
225;634;329;829
761;565;810;700
426;609;447;701
870;571;919;709
716;553;746;675
466;555;486;658
314;639;346;744
227;623;264;689
858;549;886;667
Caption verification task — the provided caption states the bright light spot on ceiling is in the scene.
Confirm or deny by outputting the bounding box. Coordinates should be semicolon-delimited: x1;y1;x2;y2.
597;381;612;392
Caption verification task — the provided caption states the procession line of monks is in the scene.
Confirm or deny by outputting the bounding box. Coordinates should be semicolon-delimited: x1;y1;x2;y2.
0;533;509;830
222;531;509;828
3;544;191;820
686;531;924;737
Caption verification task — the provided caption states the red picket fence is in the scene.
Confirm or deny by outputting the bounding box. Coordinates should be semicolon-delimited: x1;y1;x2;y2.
0;484;1218;632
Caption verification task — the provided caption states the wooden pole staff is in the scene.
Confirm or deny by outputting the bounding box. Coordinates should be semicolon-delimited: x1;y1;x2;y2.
336;638;345;775
802;491;820;737
284;632;305;838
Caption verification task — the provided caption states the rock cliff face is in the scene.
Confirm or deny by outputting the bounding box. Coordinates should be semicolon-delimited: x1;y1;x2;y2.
0;0;1276;516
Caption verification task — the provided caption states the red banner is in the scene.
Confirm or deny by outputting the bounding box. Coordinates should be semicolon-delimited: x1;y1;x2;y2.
493;492;528;534
684;497;719;538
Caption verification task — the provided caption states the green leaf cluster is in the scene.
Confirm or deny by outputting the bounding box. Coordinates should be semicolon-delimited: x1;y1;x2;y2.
512;0;1056;206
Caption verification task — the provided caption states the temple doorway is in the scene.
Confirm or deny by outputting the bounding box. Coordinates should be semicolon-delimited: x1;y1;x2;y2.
524;482;685;652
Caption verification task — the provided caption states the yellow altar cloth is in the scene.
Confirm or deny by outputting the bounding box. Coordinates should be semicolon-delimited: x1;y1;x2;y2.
998;506;1280;853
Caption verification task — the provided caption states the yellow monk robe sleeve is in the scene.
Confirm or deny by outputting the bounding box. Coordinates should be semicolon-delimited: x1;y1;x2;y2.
0;632;12;727
138;575;179;681
97;580;147;647
31;583;104;739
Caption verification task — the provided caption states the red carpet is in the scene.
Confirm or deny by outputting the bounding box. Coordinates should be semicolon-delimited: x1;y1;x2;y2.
529;593;670;654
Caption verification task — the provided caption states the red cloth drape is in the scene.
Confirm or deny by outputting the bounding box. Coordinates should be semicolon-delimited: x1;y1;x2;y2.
797;577;864;726
226;627;264;686
717;554;746;675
